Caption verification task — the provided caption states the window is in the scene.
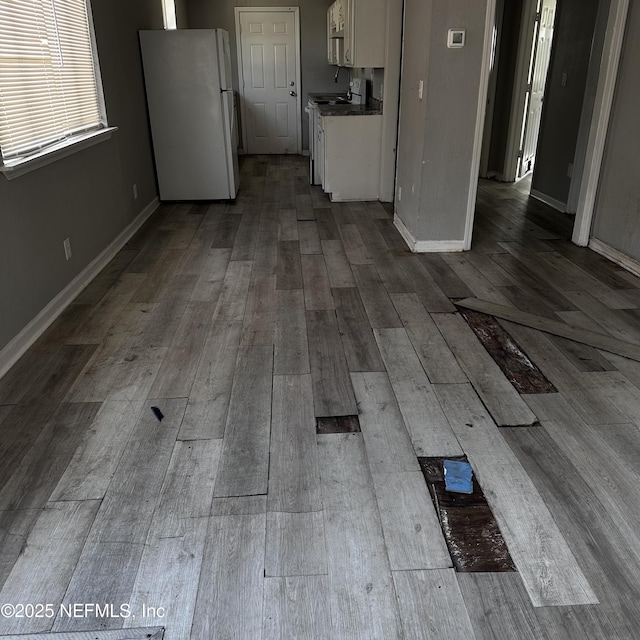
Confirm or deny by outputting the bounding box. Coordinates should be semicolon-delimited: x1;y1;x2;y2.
0;0;109;174
162;0;177;30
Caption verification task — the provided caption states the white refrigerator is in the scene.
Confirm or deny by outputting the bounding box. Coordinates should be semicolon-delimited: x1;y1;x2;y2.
139;29;239;200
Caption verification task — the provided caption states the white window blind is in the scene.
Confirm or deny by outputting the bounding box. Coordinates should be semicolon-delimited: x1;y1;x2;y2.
0;0;105;162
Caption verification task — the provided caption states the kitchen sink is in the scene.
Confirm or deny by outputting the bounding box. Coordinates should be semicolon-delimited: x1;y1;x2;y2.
311;95;350;105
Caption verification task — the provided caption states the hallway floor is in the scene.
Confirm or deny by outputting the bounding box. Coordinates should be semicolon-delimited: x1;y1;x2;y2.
1;156;640;639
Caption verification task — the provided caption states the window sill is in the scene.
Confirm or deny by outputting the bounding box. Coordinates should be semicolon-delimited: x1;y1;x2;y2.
0;127;118;180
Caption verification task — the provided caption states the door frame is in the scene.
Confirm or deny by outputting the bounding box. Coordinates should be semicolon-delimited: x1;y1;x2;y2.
234;6;302;155
464;0;630;250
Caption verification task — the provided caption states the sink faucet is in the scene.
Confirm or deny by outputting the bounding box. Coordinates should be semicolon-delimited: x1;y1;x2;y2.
334;66;351;99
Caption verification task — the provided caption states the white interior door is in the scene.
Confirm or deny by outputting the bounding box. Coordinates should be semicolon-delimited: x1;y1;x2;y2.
236;8;300;154
518;0;556;178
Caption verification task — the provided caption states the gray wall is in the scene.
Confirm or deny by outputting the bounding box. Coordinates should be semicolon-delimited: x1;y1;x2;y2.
531;0;600;205
592;0;640;261
0;0;162;353
396;0;488;243
186;0;338;151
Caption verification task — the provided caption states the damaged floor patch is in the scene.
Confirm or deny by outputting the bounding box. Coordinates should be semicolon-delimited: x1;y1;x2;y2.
459;308;557;394
419;456;516;573
316;415;361;434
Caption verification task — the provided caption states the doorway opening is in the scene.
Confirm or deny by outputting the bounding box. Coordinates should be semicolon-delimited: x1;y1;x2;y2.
467;0;630;251
480;0;556;187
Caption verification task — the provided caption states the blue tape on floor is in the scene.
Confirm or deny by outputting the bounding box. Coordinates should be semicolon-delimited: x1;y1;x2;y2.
444;459;473;494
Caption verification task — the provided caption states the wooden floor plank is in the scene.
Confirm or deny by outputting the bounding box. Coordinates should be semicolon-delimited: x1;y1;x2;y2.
562;289;640;346
391;293;467;383
504;322;629;425
180;321;242;440
274;290;310;375
373;328;462;457
50;400;144;501
143;274;199;345
397;255;457;312
190;248;231;303
241;274;277;346
393;569;476;640
52;398;187;632
191;506;266;640
323;507;403;639
276;240;303;290
502;424;640;603
301;254;335;311
339;223;371;265
458;573;548;640
434;383;597;607
263;575;332;640
307;310;357;417
125;439;221;639
265;511;327;577
268;374;321;513
350;372;419;473
321;239;356;288
147;300;216;399
214;346;273;497
298;220;322;254
0;402;101;512
418;253;475;298
66;343;167;404
432;313;538;426
0;509;41;590
333;288;385;372
317;433;402;637
0;629;164;640
352;264;403;328
373;471;451;571
0;500;100;636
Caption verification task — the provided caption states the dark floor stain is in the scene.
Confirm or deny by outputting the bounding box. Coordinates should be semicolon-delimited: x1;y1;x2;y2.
316;415;361;434
460;308;557;395
418;456;516;572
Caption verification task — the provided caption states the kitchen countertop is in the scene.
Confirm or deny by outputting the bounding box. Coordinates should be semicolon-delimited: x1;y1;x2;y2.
316;103;382;116
308;93;382;116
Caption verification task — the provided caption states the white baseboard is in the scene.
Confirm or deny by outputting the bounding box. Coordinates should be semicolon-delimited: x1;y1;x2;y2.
589;238;640;279
393;214;465;253
0;197;160;379
530;188;567;213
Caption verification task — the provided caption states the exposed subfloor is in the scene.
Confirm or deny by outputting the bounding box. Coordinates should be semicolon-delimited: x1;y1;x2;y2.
1;156;640;638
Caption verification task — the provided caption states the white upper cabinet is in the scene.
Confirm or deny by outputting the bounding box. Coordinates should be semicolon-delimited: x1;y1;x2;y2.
342;0;386;68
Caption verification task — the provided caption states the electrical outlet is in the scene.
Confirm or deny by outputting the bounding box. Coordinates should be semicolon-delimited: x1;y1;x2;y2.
418;80;424;100
133;183;138;199
63;237;72;261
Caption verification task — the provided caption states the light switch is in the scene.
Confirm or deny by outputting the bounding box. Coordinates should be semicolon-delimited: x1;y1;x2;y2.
418;80;424;100
447;29;466;48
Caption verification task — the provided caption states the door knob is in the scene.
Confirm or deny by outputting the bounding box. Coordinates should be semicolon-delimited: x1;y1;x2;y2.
290;90;297;96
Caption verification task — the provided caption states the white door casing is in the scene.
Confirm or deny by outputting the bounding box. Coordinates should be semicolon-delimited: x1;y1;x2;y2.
235;7;301;154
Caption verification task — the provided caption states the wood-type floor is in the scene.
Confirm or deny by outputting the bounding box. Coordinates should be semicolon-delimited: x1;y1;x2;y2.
1;156;640;639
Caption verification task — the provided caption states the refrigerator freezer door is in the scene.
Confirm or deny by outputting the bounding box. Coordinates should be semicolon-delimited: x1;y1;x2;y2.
140;29;231;200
